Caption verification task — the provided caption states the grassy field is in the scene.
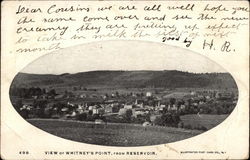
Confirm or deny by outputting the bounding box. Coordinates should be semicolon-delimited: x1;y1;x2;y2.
28;119;202;146
180;114;229;130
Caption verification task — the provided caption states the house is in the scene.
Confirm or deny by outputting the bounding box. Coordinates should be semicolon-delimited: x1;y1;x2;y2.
67;102;74;107
142;121;151;127
79;94;87;98
146;92;152;97
134;99;144;108
180;104;186;110
138;103;144;108
199;101;205;105
104;105;113;113
20;104;32;111
144;105;154;110
132;108;147;118
135;99;138;105
190;91;196;96
101;95;107;99
155;103;166;111
88;106;94;110
172;104;178;111
167;104;177;111
32;95;38;99
132;93;137;97
41;95;48;99
76;104;85;113
61;107;69;112
92;106;105;115
54;94;63;99
124;104;133;109
95;119;105;124
205;96;211;99
150;114;161;125
193;103;198;106
65;111;77;119
118;108;128;116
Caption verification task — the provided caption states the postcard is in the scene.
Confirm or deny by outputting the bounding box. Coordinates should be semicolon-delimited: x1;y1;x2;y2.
1;0;249;159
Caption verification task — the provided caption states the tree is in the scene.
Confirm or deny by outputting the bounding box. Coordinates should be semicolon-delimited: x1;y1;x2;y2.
112;105;120;113
9;85;17;96
153;112;181;127
124;109;132;122
15;99;23;111
153;115;164;126
33;100;47;108
105;93;109;98
76;113;88;121
34;87;42;96
44;107;53;118
33;100;48;118
88;110;93;116
170;98;176;105
48;89;56;96
20;108;29;119
115;91;120;97
42;88;46;94
19;88;28;98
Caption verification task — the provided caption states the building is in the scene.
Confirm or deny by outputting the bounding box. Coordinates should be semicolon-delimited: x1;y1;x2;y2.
93;106;105;115
146;92;152;97
124;104;133;109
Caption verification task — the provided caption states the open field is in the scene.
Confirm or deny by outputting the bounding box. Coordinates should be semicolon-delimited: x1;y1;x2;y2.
28;119;202;146
180;114;229;130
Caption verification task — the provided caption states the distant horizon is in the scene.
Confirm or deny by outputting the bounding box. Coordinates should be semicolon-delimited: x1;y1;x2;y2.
20;69;228;76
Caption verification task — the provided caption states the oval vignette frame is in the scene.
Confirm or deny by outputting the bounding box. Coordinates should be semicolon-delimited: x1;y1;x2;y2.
9;40;238;146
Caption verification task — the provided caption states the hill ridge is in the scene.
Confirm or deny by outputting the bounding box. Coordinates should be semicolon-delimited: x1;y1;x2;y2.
12;70;237;89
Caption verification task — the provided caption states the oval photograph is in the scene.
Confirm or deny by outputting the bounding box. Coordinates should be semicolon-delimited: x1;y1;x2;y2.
9;41;238;146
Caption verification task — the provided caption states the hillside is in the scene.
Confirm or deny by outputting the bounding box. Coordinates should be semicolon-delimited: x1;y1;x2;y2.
11;70;237;89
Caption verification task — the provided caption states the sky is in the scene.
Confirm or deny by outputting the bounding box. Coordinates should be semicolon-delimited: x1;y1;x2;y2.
22;40;226;74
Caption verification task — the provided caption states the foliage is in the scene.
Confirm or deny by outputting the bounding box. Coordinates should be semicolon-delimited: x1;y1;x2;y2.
199;100;234;115
123;109;132;122
153;112;181;127
10;86;44;98
76;113;88;121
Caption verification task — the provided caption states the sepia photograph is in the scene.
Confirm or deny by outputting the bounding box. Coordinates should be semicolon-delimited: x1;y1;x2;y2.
9;41;238;146
1;0;249;159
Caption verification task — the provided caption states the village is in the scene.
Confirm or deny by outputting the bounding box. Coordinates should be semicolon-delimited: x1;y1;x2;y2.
11;85;237;130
